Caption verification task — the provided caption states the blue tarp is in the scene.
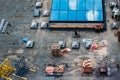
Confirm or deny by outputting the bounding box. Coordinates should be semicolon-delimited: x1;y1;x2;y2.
22;38;29;43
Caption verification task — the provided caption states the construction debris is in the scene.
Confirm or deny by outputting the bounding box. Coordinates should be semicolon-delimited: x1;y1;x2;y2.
60;48;71;56
90;40;108;52
51;43;70;57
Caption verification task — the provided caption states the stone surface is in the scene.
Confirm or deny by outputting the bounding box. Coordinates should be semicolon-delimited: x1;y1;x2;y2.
0;0;120;80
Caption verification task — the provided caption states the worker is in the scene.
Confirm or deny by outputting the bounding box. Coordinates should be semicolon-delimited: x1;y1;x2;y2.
73;31;81;38
95;25;100;33
116;64;120;71
74;31;78;35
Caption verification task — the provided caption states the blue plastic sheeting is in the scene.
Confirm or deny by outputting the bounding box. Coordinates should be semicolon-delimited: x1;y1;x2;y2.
50;0;103;22
22;38;29;43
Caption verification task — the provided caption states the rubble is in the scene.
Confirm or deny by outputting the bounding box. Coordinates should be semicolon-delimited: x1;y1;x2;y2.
90;40;108;52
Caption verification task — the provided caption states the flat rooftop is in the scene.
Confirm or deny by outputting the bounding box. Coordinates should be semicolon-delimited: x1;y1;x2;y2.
50;0;104;23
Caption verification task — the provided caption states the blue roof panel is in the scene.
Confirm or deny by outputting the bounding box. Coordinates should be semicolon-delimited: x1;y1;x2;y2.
68;11;77;21
60;0;69;10
52;0;60;10
50;11;59;21
50;0;104;22
77;11;86;21
77;1;86;10
59;11;68;21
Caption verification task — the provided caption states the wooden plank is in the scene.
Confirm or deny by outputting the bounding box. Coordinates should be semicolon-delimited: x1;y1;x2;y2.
50;24;103;29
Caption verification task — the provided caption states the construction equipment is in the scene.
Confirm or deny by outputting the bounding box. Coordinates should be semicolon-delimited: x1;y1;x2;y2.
13;56;36;80
0;58;16;80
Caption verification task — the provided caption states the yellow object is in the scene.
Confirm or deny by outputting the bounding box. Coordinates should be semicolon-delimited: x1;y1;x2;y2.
12;74;27;80
29;68;37;72
0;58;16;80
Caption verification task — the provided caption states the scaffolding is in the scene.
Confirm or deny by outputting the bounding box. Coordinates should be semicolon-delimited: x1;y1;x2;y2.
13;56;36;80
0;58;16;80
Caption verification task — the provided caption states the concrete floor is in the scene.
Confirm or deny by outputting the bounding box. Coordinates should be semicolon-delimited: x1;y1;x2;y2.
0;0;120;80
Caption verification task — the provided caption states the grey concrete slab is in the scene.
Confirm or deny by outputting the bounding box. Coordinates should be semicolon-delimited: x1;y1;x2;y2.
0;0;120;80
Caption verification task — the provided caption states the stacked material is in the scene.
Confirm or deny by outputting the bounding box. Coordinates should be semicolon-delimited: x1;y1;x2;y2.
83;59;92;74
55;65;64;73
45;66;54;75
45;64;64;76
51;43;61;57
83;59;92;67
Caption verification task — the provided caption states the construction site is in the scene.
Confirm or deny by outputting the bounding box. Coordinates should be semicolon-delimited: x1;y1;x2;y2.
0;0;120;80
